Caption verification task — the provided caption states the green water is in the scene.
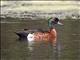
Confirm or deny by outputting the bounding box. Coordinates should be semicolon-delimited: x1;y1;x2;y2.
1;19;80;60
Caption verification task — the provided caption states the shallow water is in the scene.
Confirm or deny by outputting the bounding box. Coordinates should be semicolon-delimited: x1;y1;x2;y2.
1;19;80;60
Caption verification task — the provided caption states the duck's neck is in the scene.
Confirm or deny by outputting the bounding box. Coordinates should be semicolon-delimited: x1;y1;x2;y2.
49;28;56;34
48;21;56;29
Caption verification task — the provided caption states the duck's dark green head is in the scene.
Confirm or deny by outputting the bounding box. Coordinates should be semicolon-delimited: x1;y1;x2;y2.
48;17;63;28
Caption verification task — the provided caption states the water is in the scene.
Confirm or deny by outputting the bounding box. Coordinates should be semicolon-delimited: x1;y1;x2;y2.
1;19;80;60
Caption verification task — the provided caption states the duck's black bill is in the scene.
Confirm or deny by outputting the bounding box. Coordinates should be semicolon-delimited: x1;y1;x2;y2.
57;21;63;25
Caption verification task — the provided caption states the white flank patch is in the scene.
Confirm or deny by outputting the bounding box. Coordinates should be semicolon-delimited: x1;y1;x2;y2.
27;33;34;42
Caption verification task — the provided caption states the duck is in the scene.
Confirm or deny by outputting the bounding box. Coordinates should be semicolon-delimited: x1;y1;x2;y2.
15;17;63;51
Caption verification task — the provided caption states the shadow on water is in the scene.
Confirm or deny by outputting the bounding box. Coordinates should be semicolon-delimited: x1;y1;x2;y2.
1;19;80;60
